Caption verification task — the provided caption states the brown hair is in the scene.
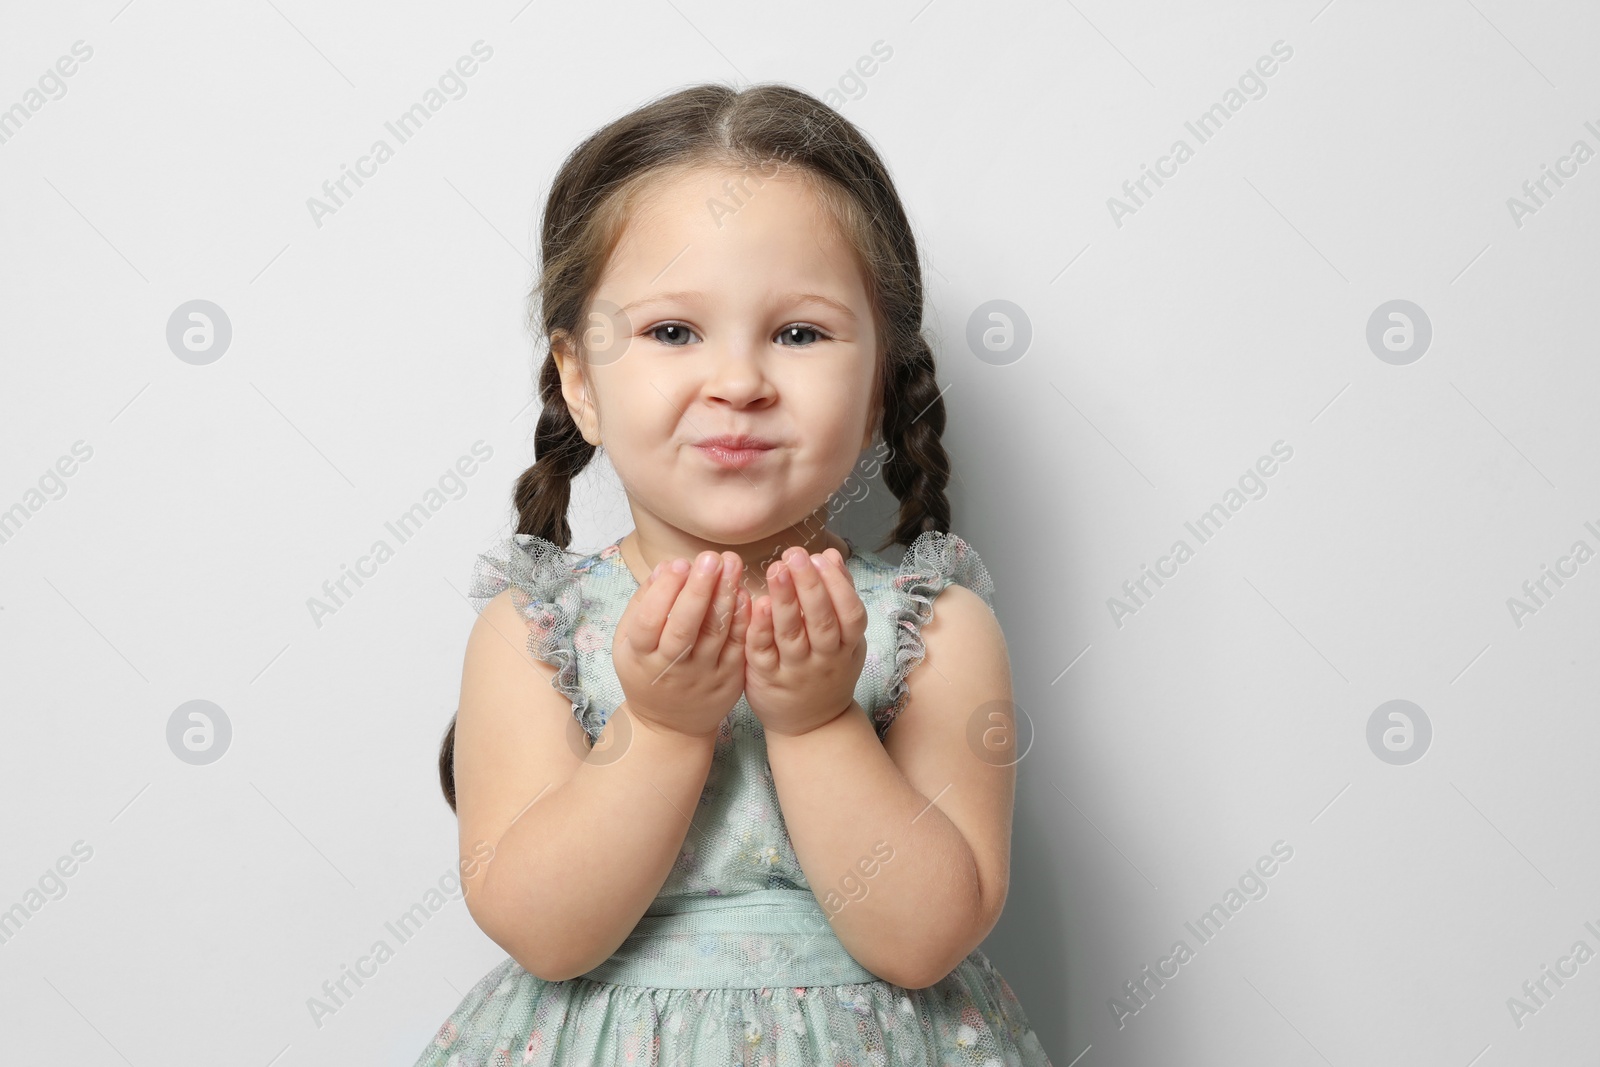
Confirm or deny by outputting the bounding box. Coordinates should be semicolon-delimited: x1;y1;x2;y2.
439;82;955;811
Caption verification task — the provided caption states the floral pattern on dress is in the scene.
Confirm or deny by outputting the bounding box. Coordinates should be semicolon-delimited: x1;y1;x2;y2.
426;531;1050;1067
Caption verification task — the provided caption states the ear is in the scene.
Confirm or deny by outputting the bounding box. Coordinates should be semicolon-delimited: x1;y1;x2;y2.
551;331;602;446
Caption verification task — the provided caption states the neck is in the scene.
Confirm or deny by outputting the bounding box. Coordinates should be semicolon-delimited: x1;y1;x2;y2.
617;518;849;597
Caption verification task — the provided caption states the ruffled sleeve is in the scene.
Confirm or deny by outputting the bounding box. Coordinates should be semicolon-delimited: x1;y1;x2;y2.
877;531;998;739
466;533;592;738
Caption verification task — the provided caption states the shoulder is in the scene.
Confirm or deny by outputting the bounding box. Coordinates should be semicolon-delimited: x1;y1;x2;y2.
901;581;1011;725
463;532;595;724
869;530;1004;739
875;535;1016;938
890;530;997;612
468;533;587;619
469;587;549;663
920;582;1006;657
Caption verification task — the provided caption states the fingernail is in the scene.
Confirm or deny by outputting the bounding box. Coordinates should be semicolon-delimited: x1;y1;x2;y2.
697;553;718;574
651;562;663;580
671;558;690;574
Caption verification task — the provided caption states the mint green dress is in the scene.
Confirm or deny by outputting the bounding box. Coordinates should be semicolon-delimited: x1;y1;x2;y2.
416;530;1053;1067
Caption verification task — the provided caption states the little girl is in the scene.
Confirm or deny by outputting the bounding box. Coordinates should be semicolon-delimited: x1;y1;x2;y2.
418;83;1054;1067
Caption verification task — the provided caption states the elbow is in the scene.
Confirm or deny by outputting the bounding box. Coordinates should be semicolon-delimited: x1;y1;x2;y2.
883;896;1007;990
886;965;946;991
863;942;965;990
912;925;999;987
485;924;595;983
514;949;590;984
499;929;579;982
528;938;622;982
467;882;596;983
486;916;605;982
879;956;959;990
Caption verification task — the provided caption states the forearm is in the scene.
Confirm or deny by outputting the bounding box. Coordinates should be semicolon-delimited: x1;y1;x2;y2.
480;711;716;979
764;701;986;987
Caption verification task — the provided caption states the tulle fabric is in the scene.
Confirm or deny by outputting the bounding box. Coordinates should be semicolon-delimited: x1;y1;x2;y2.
424;530;1052;1066
464;530;999;744
417;950;1051;1067
467;533;593;731
878;532;998;739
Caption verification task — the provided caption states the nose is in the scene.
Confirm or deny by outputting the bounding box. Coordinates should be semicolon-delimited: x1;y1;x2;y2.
700;336;775;407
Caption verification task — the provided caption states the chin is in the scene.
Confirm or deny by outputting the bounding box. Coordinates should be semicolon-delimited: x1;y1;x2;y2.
672;514;778;546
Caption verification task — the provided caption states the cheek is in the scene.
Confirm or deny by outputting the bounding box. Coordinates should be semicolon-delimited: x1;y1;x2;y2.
806;398;872;471
824;383;873;439
592;375;680;440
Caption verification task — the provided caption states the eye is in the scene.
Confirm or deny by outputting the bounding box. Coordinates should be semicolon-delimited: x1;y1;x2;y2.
647;322;700;347
775;323;829;347
647;322;832;348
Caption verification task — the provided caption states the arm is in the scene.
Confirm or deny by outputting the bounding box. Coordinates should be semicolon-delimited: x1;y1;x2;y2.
454;589;718;980
764;583;1016;988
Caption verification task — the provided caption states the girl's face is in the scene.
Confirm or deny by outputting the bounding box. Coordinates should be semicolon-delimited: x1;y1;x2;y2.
555;164;877;549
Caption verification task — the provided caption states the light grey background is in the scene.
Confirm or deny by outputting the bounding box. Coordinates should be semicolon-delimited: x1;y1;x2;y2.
3;0;1597;1064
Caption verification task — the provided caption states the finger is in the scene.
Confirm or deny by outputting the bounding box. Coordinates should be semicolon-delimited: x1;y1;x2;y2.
813;551;868;642
636;561;658;602
744;593;777;668
658;551;722;662
720;587;751;671
626;558;689;656
696;553;739;651
766;556;809;658
785;550;840;652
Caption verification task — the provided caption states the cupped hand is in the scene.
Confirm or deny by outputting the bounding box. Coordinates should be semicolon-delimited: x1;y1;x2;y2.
613;551;751;741
744;547;868;738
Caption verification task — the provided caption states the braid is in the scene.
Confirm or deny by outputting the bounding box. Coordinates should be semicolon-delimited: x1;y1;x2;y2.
513;355;597;547
439;81;963;810
438;351;598;813
878;335;952;551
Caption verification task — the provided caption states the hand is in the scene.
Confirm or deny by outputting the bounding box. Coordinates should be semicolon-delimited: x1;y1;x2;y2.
613;551;751;741
744;547;868;738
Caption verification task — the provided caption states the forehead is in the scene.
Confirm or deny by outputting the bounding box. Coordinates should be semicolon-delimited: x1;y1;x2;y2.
600;165;862;299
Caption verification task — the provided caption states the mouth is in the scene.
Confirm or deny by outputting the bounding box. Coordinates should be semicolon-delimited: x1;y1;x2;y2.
694;435;776;470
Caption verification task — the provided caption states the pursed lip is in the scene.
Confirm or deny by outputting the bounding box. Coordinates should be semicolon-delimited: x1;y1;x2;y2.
694;434;777;450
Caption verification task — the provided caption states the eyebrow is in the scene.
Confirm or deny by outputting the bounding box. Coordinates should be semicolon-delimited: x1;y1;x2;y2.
617;290;858;322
